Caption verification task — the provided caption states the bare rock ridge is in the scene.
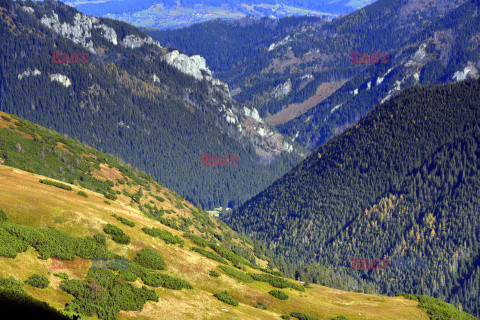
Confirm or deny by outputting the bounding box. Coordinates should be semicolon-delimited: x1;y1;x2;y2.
33;5;297;160
38;9;231;91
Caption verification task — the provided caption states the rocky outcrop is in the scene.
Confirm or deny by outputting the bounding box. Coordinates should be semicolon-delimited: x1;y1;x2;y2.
272;79;292;99
40;12;101;48
122;34;142;49
94;24;118;45
267;35;291;52
21;6;34;14
122;34;164;49
452;62;478;81
40;11;162;51
164;50;230;92
165;50;211;81
18;68;41;80
243;107;263;123
49;74;72;87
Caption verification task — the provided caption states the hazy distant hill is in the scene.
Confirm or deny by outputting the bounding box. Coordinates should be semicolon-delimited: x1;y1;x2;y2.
70;0;374;29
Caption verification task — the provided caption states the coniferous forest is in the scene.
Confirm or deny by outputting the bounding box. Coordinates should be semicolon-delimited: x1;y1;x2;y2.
224;78;480;316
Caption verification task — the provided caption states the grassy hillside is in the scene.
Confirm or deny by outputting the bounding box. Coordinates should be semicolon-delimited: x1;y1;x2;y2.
0;111;446;319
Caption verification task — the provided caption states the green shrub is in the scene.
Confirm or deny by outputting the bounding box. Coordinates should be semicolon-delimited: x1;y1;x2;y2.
112;214;135;227
118;269;137;282
332;316;349;320
140;271;193;290
111;233;130;244
213;291;239;306
0;227;29;258
53;273;69;280
0;276;24;291
192;247;228;264
182;232;210;247
104;193;117;201
103;224;130;244
209;270;220;277
249;273;305;292
92;234;107;246
133;248;166;270
290;312;320;320
260;268;284;277
269;289;289;300
1;115;10;122
77;191;88;197
219;265;253;283
39;179;73;191
397;293;477;320
154;216;180;230
60;267;159;320
2;222;115;261
281;315;291;320
254;302;268;310
142;227;184;245
209;244;255;269
0;209;7;222
104;200;111;205
25;274;49;289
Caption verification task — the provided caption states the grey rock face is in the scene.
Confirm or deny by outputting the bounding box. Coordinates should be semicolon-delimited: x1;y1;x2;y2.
49;74;72;87
39;10;163;51
165;50;211;81
18;68;41;80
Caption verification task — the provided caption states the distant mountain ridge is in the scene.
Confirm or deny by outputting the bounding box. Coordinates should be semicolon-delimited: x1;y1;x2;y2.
150;0;479;151
69;0;375;30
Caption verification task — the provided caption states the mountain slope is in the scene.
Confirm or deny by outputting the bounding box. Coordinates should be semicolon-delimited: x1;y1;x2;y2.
0;110;450;320
223;78;480;317
0;0;304;210
150;0;479;151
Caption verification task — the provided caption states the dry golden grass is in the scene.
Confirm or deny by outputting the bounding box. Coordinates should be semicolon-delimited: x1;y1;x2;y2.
0;165;430;320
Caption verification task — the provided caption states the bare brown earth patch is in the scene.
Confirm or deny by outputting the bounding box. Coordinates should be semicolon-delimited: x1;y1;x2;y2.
266;80;347;126
92;163;124;181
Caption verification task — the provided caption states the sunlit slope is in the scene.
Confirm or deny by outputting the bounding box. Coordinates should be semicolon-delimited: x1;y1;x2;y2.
0;167;429;320
0;111;435;319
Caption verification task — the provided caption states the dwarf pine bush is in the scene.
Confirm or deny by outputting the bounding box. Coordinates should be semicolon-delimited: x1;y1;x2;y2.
132;248;166;270
269;289;289;300
213;291;239;306
25;274;49;289
219;266;253;283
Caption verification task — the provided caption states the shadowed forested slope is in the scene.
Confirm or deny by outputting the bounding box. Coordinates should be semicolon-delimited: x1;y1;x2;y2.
223;78;480;316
